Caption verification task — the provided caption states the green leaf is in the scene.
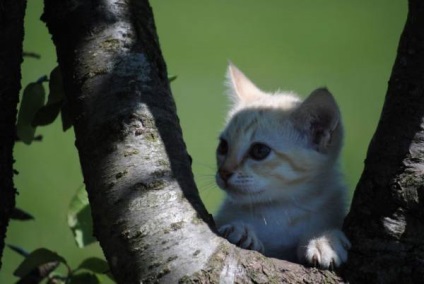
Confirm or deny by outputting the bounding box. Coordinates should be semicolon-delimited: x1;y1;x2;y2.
68;272;101;284
32;101;62;127
61;100;73;131
77;257;109;274
10;207;35;221
7;244;30;257
47;66;65;104
16;82;46;144
31;67;66;127
14;248;66;278
36;75;49;84
168;75;178;83
68;186;96;248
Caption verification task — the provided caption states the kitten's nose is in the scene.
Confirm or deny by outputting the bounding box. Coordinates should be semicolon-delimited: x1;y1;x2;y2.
219;169;233;182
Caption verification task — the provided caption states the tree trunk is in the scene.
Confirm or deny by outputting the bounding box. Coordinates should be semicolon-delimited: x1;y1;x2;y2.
0;0;27;270
42;0;423;283
343;0;424;283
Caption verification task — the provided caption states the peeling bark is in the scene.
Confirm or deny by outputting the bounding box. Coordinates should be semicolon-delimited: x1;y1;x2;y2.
0;0;27;269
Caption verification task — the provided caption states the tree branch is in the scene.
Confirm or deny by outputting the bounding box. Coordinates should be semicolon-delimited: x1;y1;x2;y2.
343;0;424;282
0;0;27;269
42;0;424;283
42;0;347;282
42;0;218;282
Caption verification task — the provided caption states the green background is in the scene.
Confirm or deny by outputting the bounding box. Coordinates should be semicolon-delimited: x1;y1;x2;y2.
1;0;407;282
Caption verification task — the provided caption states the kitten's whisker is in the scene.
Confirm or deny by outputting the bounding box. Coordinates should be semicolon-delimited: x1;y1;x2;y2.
197;182;219;193
192;161;215;171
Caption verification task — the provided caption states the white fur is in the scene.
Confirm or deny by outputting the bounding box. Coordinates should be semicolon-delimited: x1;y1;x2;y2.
214;63;350;269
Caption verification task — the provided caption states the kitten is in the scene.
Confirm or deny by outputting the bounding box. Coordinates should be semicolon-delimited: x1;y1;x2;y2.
214;63;350;269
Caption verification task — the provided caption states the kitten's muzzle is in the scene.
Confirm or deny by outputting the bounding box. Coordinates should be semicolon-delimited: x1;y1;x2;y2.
218;169;233;185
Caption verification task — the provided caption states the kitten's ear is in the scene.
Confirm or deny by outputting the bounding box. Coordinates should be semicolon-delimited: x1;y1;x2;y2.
226;62;263;104
291;88;342;153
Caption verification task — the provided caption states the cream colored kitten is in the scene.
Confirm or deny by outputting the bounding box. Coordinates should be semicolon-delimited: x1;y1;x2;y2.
214;63;350;269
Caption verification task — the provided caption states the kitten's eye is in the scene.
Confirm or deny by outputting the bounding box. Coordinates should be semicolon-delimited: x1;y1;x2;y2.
249;143;271;161
217;139;229;155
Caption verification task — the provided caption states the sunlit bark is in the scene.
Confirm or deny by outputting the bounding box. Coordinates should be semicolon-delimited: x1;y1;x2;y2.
42;0;423;283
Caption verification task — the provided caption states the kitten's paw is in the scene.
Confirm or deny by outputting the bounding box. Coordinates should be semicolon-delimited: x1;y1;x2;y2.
299;229;351;269
218;222;264;253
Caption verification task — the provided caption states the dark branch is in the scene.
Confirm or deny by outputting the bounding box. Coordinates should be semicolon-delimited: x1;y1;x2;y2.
0;0;27;269
344;0;424;282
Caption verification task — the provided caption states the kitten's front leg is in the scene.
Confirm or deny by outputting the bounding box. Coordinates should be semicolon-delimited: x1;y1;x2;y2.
298;229;351;269
218;222;264;253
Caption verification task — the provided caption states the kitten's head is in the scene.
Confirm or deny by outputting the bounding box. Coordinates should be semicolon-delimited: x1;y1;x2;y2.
216;63;343;204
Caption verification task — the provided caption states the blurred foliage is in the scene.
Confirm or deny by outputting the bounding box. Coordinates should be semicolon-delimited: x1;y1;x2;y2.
1;0;407;283
16;78;47;144
67;186;96;249
11;248;111;283
31;67;72;132
16;66;70;146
